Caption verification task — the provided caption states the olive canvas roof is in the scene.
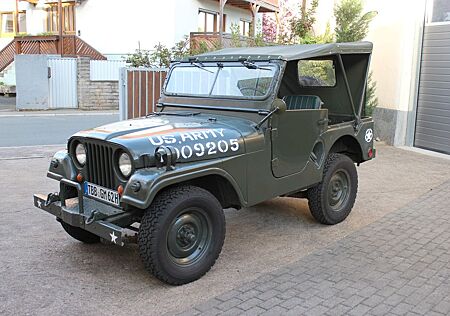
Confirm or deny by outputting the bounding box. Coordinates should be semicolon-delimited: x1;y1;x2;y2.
190;41;373;62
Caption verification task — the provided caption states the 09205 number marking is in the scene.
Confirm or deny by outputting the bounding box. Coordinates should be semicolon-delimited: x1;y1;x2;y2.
172;138;239;160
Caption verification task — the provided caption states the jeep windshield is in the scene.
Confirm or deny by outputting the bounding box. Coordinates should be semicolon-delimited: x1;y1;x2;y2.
164;62;277;99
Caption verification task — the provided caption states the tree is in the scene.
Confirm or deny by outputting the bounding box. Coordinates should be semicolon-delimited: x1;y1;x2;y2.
334;0;377;42
290;0;319;42
334;0;378;115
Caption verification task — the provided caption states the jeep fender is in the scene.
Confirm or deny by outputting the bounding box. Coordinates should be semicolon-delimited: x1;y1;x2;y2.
121;162;246;210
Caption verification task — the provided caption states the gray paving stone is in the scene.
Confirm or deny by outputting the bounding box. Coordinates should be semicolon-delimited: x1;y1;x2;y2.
242;306;266;316
258;297;283;310
433;300;450;314
178;180;450;316
260;305;288;315
348;304;372;316
390;302;414;315
369;303;393;316
237;298;264;311
221;307;245;316
304;304;329;316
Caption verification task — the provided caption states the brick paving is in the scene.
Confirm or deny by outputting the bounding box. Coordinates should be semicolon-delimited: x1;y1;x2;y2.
177;180;450;316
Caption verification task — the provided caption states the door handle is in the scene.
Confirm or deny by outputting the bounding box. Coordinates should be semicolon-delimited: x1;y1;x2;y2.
317;118;328;126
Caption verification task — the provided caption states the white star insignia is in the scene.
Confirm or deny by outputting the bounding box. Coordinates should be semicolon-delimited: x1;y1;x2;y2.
37;200;42;208
110;231;118;244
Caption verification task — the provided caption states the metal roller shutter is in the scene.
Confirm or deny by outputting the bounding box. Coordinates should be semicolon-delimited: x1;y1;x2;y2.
415;24;450;154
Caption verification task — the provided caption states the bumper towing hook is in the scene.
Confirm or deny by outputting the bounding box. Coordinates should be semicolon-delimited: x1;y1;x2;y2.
45;192;60;206
85;209;107;225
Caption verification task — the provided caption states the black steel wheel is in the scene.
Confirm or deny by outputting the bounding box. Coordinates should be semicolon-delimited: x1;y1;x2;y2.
138;185;225;285
307;153;358;225
60;222;100;244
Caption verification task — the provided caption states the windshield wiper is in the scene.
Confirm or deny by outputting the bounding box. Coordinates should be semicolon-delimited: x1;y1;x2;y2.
188;57;214;73
239;59;271;71
147;111;200;117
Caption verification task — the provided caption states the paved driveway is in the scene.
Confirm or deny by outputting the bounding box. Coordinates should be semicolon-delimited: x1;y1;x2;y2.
0;143;449;315
181;180;450;316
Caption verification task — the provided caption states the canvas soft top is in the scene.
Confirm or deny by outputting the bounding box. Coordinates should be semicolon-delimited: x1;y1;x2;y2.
184;41;373;62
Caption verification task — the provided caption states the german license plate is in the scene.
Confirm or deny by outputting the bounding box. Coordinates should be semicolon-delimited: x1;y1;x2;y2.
83;182;120;207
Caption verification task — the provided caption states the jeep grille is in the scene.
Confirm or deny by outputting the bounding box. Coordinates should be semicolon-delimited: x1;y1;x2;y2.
85;142;116;190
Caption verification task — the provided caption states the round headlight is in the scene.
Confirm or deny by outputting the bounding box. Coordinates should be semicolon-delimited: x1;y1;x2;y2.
118;152;132;177
75;143;86;166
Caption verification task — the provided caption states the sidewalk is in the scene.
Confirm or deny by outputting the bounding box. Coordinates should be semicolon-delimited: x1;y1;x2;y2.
178;180;450;316
0;108;118;117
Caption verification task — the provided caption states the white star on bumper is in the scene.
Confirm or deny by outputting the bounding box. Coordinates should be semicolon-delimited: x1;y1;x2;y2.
110;231;118;244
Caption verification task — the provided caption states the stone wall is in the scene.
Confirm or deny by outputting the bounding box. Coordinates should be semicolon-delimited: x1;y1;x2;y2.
77;57;119;110
372;107;398;145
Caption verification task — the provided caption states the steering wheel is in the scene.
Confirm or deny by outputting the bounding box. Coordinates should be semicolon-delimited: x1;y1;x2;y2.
239;87;266;96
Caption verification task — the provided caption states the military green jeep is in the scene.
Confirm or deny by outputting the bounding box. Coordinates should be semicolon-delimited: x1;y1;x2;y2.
34;42;375;285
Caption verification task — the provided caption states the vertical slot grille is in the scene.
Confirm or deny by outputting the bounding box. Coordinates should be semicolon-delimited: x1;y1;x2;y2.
85;142;115;189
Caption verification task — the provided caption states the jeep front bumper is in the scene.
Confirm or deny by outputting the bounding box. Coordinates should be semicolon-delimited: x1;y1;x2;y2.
33;179;136;246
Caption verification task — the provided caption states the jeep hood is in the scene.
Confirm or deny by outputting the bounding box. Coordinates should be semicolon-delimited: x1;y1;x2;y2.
72;113;260;164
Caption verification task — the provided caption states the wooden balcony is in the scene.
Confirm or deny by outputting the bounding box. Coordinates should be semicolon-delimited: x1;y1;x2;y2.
190;32;270;51
215;0;279;12
0;35;106;72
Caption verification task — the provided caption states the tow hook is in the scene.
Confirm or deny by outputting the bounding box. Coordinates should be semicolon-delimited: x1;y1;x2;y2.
45;192;60;206
85;209;107;225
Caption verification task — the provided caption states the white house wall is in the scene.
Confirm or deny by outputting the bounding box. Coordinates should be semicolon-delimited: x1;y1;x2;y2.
76;0;256;54
173;0;255;42
76;0;177;54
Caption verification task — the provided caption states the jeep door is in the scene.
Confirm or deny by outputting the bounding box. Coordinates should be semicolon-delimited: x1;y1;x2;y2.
270;109;328;178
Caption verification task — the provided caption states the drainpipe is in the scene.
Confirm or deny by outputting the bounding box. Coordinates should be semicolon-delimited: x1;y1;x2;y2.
58;0;63;56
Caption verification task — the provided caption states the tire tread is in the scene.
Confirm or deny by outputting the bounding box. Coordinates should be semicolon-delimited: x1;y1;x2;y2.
138;185;225;285
307;153;358;225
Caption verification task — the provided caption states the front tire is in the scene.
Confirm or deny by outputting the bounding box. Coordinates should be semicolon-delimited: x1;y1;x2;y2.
60;222;100;244
138;185;225;285
307;153;358;225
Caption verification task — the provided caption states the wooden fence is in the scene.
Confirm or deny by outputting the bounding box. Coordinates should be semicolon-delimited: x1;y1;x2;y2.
119;68;168;120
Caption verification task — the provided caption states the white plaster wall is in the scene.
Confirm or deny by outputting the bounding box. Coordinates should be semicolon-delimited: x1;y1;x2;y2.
314;0;338;35
25;7;46;35
173;0;254;43
312;0;425;113
76;0;177;54
76;0;255;54
0;38;11;50
0;1;15;12
365;0;425;112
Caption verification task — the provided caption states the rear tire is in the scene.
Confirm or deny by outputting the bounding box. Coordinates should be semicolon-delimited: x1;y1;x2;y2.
307;153;358;225
60;222;100;244
138;185;225;285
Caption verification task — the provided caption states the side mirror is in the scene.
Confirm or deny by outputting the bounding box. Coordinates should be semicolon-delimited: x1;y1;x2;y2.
255;99;287;130
271;98;287;114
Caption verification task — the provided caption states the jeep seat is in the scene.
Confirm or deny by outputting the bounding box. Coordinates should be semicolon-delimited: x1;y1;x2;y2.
283;95;323;110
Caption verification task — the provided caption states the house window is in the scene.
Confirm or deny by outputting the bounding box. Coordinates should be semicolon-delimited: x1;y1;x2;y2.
1;13;14;34
18;12;26;33
198;10;226;32
0;11;26;36
240;20;250;36
46;2;76;34
427;0;450;23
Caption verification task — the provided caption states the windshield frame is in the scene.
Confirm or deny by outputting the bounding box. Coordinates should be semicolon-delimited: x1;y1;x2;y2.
163;61;280;101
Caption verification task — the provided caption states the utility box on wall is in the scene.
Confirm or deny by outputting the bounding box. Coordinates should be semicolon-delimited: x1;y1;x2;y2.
15;55;50;110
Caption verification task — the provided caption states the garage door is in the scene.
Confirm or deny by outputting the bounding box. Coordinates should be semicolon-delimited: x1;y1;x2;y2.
415;22;450;155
